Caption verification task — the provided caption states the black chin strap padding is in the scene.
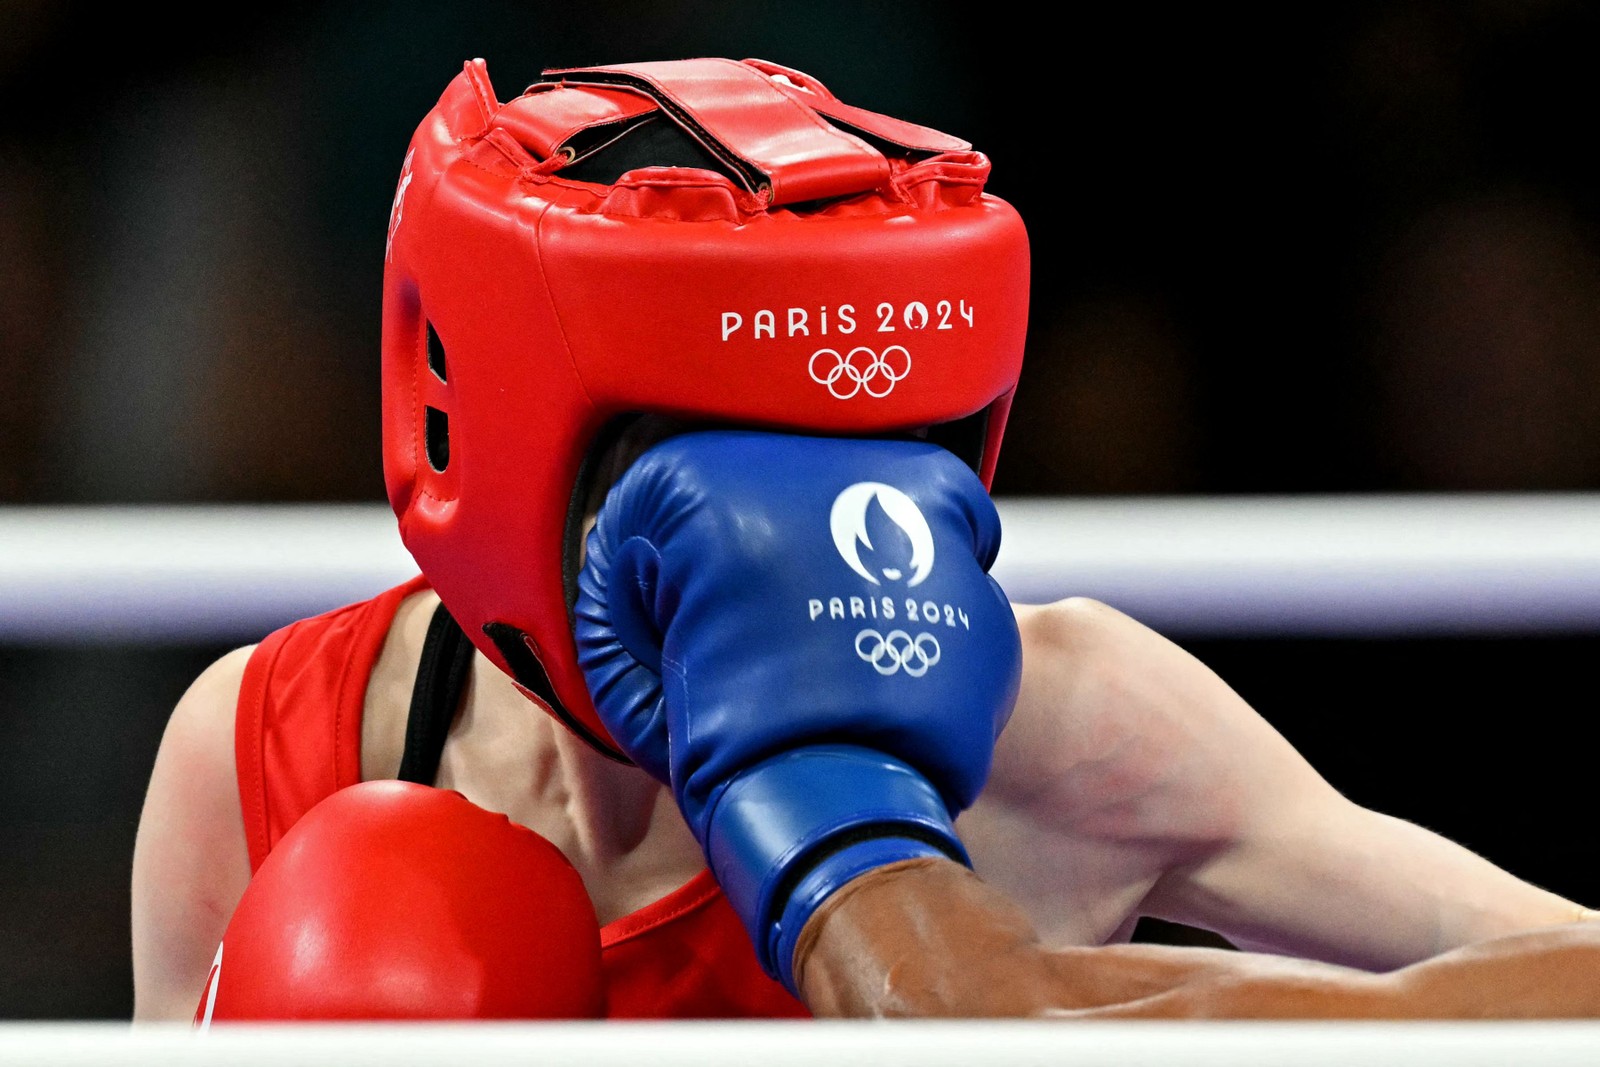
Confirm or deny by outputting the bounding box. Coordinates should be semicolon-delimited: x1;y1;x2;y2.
482;621;634;765
398;603;476;786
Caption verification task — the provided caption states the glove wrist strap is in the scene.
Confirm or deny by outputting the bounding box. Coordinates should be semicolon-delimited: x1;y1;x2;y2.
772;835;951;996
702;744;969;991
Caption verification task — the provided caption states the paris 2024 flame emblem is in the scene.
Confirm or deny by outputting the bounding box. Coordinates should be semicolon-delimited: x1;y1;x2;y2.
819;482;954;678
829;482;935;587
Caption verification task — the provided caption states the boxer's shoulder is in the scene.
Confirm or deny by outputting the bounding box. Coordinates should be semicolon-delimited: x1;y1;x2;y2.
987;597;1125;798
180;643;259;719
155;581;444;868
157;644;258;790
143;643;257;848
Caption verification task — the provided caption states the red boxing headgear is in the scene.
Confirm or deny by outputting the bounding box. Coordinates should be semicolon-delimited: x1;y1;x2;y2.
382;58;1029;759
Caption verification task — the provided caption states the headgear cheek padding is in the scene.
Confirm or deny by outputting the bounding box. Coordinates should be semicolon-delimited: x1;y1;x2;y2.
382;57;1029;758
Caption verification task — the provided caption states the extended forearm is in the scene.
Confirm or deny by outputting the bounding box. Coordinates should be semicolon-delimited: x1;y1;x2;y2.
1059;918;1600;1019
795;858;1600;1019
794;858;1309;1018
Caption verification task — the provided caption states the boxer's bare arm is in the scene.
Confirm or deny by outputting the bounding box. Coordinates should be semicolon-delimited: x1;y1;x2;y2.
1086;920;1600;1020
984;598;1584;968
130;647;254;1022
1152;794;1586;967
796;858;1383;1017
796;857;1600;1018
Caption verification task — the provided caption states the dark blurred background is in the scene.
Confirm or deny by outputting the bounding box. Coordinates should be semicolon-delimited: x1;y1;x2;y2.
2;0;1598;1017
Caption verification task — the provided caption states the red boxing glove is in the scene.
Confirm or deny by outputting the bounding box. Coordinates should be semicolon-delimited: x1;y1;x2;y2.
196;781;603;1022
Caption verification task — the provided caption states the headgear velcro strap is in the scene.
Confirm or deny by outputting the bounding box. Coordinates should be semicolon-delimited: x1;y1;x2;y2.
541;58;890;204
495;85;657;164
739;58;972;157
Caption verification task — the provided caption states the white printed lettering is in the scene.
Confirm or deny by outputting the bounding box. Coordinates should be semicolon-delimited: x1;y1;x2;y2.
716;300;970;341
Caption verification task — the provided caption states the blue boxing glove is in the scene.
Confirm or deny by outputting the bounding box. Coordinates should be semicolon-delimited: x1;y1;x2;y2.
575;430;1022;994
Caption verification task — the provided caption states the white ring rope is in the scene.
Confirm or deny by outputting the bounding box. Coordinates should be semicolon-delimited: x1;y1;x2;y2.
3;495;1600;641
3;1021;1600;1066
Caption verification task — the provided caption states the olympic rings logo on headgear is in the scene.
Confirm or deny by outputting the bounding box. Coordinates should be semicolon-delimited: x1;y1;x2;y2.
854;628;941;677
809;345;911;399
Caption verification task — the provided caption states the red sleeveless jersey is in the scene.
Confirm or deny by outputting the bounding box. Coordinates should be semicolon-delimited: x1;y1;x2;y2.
234;577;808;1020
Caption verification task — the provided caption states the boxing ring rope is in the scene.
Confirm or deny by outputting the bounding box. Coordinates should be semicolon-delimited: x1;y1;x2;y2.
4;500;1600;1055
5;494;1600;642
1;1021;1598;1065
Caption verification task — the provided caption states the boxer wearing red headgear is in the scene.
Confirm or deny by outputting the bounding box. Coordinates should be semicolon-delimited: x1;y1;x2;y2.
381;57;1027;758
134;57;1593;1021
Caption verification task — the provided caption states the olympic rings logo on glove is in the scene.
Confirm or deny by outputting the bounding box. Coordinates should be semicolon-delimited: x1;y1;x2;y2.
854;628;941;677
809;346;911;399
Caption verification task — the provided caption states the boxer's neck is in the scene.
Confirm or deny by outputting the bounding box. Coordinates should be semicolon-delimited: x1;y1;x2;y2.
464;649;691;868
535;679;678;860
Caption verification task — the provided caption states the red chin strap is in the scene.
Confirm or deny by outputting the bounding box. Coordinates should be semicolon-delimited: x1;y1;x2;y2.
382;57;1029;757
